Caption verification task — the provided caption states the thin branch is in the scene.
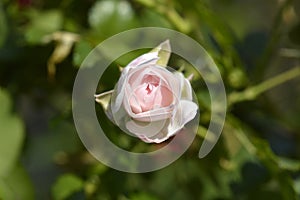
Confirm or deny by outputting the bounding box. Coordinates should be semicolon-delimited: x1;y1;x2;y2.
228;66;300;106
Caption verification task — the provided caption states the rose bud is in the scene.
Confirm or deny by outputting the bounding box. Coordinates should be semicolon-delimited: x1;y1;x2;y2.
95;40;198;143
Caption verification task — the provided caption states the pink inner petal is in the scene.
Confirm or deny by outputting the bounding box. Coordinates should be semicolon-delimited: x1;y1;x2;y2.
130;74;173;114
129;94;142;114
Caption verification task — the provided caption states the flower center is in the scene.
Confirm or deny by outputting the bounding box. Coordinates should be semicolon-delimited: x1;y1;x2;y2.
145;83;154;94
129;74;173;114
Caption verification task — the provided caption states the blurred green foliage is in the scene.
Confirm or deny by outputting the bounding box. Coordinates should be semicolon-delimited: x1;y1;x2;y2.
0;0;300;199
52;174;83;200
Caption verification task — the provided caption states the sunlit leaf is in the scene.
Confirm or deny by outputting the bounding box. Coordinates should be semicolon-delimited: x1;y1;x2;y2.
0;89;24;178
0;179;14;200
4;164;34;200
25;10;63;44
88;0;136;36
294;177;300;196
52;174;83;200
73;39;94;67
150;40;171;66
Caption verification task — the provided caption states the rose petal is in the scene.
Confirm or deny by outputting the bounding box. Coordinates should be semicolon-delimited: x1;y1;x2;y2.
134;83;158;112
130;82;173;113
112;80;126;114
129;66;172;90
182;78;193;100
139;100;198;143
154;84;173;108
127;65;180;108
127;52;159;69
126;119;169;138
175;100;198;127
130;104;174;122
177;72;193;100
112;52;159;114
129;93;142;114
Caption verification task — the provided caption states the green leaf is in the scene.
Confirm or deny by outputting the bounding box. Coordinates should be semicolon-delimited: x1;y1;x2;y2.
294;177;300;196
130;192;158;200
88;0;136;36
4;164;34;200
150;40;171;66
139;9;172;28
0;179;14;200
73;39;94;67
25;10;63;44
196;90;211;110
0;89;24;178
95;90;113;112
52;174;83;200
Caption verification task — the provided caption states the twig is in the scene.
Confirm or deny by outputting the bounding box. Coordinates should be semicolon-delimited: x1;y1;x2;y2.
228;66;300;106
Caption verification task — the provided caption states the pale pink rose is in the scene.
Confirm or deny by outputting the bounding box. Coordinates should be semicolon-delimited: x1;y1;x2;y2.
95;41;198;143
108;50;198;143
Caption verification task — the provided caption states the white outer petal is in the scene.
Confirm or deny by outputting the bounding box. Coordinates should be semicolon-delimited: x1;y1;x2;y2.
166;100;198;140
126;119;169;138
127;52;159;69
183;78;193;100
136;100;198;143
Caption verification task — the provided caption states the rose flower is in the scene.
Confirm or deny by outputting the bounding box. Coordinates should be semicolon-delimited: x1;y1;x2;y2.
95;40;198;143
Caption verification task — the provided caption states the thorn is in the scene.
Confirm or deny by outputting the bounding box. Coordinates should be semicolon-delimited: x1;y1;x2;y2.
187;74;194;81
